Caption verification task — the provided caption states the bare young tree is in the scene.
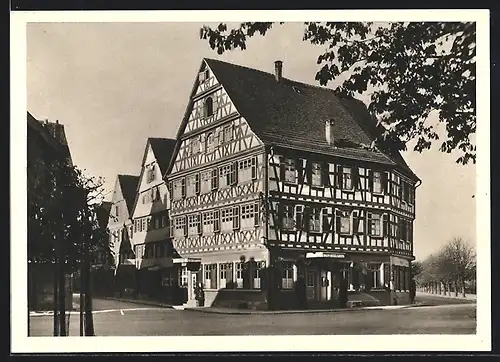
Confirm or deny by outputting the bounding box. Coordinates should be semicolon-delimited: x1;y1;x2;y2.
441;237;476;297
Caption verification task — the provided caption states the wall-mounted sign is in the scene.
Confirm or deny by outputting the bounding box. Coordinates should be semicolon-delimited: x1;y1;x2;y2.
306;252;345;259
390;256;410;267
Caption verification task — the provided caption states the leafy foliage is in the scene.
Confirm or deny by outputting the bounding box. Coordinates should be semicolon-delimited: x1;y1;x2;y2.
28;154;111;274
200;22;476;164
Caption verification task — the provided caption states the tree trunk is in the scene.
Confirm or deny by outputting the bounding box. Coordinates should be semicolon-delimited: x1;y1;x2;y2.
461;278;466;298
58;253;66;336
79;272;84;336
83;240;94;336
53;259;59;336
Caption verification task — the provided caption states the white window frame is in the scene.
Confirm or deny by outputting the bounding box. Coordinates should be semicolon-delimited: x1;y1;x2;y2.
219;164;232;189
342;167;353;190
200;170;212;194
311;162;322;186
223;125;233;143
339;210;352;234
238;158;253;184
235;262;244;289
202;211;214;234
372;171;383;194
206;132;215;153
368;213;383;237
174;217;186;238
187;214;201;236
281;262;294;289
284;158;297;183
220;208;233;232
309;207;322;233
173;179;183;200
186;175;197;198
282;204;295;230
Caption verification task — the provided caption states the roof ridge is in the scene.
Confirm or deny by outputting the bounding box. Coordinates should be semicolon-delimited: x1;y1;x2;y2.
205;57;342;95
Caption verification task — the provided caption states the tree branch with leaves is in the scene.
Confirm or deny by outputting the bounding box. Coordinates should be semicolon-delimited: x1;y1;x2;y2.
200;21;476;164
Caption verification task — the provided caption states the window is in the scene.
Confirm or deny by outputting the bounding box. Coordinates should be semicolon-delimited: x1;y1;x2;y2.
174;217;186;238
219;263;233;289
186;175;197;198
179;267;189;287
368;263;383;289
281;204;295;230
223;125;233;143
154;215;160;229
190;137;200;155
235;262;244;288
154;243;162;258
238;158;253;183
161;213;168;228
198;69;210;83
284;158;296;183
342;167;353;190
311;162;322;186
295;205;304;230
204;97;214;118
202;212;214;234
147;164;156;183
368;213;382;237
391;215;400;239
206;132;215;153
200;171;212;194
337;210;351;234
253;262;263;289
204;264;217;289
141;218;147;232
214;210;220;232
372;171;383;194
188;214;201;236
309;208;322;233
221;208;234;232
114;205;119;217
173;179;183;200
135;244;144;259
281;262;294;289
219;164;232;189
241;203;259;229
211;168;218;190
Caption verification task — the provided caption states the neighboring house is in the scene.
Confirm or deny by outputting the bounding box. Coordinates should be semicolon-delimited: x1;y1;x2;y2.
106;174;139;296
90;201;113;296
165;59;421;309
131;137;177;299
27;112;74;311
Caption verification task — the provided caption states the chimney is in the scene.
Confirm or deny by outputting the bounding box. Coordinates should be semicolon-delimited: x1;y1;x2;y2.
325;119;335;146
274;60;283;82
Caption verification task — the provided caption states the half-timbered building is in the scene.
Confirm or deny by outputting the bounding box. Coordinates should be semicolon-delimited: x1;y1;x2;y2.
166;58;421;310
130;137;177;299
107;174;139;295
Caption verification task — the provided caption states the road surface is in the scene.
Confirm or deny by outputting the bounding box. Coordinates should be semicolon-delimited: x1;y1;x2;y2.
29;296;476;336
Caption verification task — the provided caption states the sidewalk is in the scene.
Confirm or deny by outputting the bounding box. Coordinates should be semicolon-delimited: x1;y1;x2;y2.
416;291;477;301
182;303;429;315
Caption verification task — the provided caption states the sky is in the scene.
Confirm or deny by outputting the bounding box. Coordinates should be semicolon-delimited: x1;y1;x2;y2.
26;22;477;261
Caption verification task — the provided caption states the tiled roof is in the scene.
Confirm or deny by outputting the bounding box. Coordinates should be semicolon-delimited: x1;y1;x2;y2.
117;174;139;215
204;58;418;181
148;137;177;176
96;201;112;230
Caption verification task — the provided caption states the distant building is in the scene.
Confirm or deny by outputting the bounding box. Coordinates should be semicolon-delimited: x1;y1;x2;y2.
106;174;139;296
130;138;176;299
165;59;421;310
27;112;74;311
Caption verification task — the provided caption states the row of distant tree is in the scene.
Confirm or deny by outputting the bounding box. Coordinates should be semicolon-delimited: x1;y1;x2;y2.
411;237;476;297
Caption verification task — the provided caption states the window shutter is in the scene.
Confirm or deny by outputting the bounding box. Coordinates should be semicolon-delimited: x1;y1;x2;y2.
352;167;359;190
295;205;303;230
383;172;390;194
214;210;220;232
218;129;224;146
383;214;389;236
368;170;374;192
197;214;202;235
297;159;304;183
183;216;188;237
302;206;310;231
230;161;238;185
181;178;186;198
306;160;312;185
211;168;218;190
367;213;372;236
279;157;285;181
169;220;174;238
254;202;260;227
277;203;284;228
336;165;342;189
233;206;240;230
195;174;200;195
409;221;413;243
322;162;329;186
213;131;219;147
251;157;257;180
322;208;329;233
353;211;359;234
335;209;341;233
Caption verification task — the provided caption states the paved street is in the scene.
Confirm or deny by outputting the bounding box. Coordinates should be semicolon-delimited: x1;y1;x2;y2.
29;295;476;336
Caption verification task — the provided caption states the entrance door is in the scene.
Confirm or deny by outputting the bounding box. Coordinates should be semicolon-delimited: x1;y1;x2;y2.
190;272;197;301
306;270;317;301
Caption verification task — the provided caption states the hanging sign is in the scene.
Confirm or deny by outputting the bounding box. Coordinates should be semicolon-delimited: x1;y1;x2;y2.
306;252;345;259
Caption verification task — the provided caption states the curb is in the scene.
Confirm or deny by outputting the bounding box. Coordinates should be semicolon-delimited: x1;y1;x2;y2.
98;296;175;309
183;304;417;315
